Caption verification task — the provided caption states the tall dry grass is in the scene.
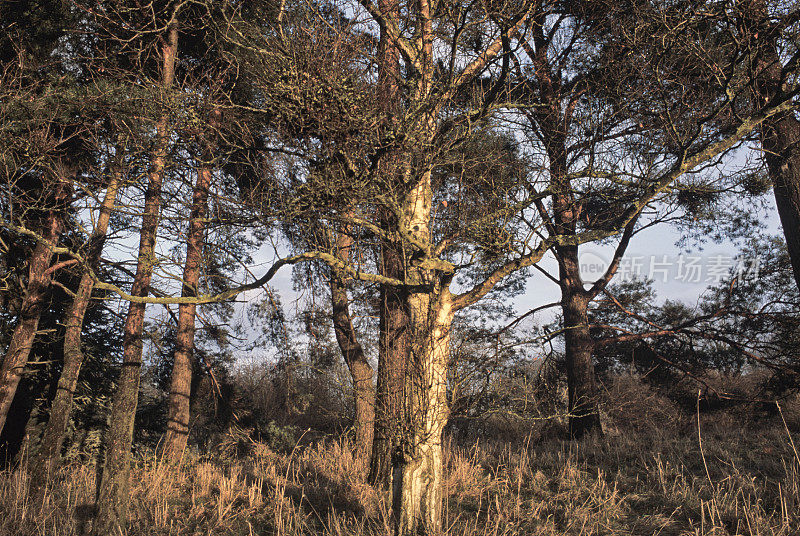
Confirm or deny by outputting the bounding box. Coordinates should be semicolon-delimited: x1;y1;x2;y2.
2;397;799;535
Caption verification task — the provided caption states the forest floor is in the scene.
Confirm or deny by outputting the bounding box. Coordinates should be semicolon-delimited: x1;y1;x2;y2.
1;394;799;535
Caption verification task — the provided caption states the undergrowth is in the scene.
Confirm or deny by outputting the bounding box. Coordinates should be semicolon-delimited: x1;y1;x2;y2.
1;417;798;535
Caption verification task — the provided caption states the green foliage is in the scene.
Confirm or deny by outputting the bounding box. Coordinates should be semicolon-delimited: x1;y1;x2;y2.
262;420;302;452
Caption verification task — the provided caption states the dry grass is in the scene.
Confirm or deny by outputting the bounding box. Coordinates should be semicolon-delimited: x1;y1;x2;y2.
1;409;799;535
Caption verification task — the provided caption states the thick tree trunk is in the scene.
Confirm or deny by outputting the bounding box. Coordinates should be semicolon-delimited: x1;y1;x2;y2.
389;158;452;535
553;196;602;440
741;0;800;290
550;159;602;439
34;165;121;479
162;163;212;463
0;199;66;435
369;0;407;488
393;289;452;536
764;115;800;290
92;23;177;536
561;288;601;439
329;227;374;463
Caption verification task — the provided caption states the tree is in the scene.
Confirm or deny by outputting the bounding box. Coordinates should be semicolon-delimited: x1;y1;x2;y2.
737;0;800;290
510;0;800;438
92;8;179;533
161;137;213;463
32;144;123;480
592;231;800;407
0;0;86;434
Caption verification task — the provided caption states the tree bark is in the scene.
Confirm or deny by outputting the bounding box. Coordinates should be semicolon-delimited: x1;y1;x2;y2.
393;287;452;536
741;0;800;290
561;289;601;438
162;161;212;464
370;225;410;486
92;22;177;536
763;113;800;291
0;186;69;435
390;144;450;534
329;226;374;463
33;163;122;479
552;193;603;440
369;0;409;489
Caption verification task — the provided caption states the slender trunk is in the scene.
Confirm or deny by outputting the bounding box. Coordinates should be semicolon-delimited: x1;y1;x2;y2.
742;1;800;290
370;225;410;486
330;226;374;463
330;279;374;460
0;195;66;434
561;287;601;439
369;0;408;488
162;163;211;463
34;165;121;479
93;22;177;535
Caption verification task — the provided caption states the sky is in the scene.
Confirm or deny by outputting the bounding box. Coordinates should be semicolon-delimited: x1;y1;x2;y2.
226;193;784;369
516;196;784;327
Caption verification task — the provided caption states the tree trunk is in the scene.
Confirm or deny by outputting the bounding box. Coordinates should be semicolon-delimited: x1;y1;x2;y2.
369;0;407;488
533;24;603;437
330;278;375;461
742;0;800;290
162;162;212;464
561;288;601;439
33;164;121;479
329;227;374;463
370;229;410;486
92;22;177;536
0;196;66;435
391;159;451;535
393;285;452;536
550;159;603;439
764;114;800;290
552;188;602;440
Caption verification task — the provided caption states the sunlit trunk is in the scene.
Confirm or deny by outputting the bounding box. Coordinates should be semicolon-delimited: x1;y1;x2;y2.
162;162;212;463
34;163;122;479
393;288;453;536
391;161;452;535
92;22;177;535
